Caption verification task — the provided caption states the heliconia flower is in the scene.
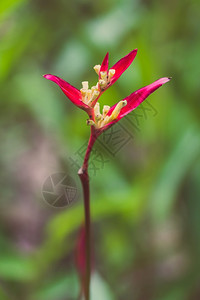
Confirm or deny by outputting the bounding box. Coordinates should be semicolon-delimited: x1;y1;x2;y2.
93;49;137;91
43;50;137;114
43;51;170;137
43;53;171;300
87;77;171;133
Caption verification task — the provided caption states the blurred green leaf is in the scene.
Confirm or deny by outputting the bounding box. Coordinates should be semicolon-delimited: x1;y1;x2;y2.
150;125;200;220
0;17;39;81
37;181;146;270
31;272;78;300
85;0;140;49
0;255;37;281
0;286;11;300
0;0;26;18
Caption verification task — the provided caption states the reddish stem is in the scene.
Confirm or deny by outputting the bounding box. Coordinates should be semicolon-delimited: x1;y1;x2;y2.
78;129;97;300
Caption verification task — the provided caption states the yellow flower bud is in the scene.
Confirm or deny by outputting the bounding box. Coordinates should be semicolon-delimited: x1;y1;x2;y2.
103;105;110;117
110;100;127;120
93;65;101;75
82;81;89;90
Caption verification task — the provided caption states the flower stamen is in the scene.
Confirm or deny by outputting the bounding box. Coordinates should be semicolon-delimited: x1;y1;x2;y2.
93;65;101;75
93;64;116;90
103;105;110;117
100;71;107;80
101;100;127;127
81;81;100;106
108;69;115;82
99;79;106;89
87;100;127;129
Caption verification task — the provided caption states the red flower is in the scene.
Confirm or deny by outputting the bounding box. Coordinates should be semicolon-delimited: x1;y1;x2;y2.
43;50;171;135
43;49;137;113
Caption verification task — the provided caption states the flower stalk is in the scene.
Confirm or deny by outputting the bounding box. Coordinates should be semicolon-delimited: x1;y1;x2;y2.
78;130;97;300
78;168;90;300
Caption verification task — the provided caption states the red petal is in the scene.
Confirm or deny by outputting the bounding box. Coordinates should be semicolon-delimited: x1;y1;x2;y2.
100;52;109;74
104;77;171;129
43;74;89;109
110;49;137;85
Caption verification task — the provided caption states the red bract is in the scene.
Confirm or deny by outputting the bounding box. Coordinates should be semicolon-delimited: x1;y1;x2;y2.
99;52;109;73
43;74;90;112
109;49;138;85
95;77;171;133
118;77;171;118
97;49;138;91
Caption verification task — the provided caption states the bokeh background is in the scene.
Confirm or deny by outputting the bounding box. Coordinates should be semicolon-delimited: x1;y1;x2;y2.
0;0;200;299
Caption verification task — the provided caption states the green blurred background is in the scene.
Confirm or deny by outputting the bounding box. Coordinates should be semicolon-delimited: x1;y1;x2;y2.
0;0;200;299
